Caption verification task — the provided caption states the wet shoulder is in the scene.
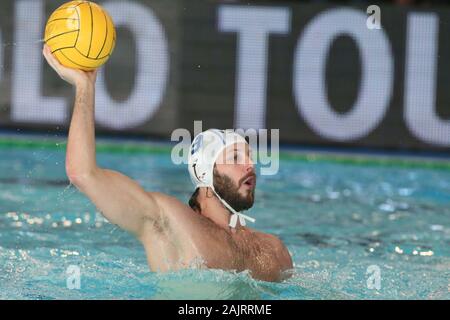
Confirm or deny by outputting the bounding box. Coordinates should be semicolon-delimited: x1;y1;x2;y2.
240;228;293;277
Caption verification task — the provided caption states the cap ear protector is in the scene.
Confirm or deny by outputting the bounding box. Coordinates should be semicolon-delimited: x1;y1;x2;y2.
188;129;255;228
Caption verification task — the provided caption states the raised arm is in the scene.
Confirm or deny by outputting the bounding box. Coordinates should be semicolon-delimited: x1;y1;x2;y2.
42;45;162;237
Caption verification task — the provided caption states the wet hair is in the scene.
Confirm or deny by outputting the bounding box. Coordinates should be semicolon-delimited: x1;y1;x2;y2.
188;187;201;212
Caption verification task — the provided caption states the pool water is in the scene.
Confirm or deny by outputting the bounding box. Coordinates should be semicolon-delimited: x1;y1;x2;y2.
0;145;449;299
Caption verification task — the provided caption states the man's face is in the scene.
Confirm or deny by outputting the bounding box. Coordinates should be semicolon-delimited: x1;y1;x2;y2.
213;143;256;211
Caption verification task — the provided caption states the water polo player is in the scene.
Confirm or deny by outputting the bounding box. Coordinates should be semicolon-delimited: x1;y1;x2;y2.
42;44;293;282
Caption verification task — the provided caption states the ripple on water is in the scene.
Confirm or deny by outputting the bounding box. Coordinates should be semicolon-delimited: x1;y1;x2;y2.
1;149;449;299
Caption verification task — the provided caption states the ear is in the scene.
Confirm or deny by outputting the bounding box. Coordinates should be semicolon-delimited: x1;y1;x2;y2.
206;187;214;198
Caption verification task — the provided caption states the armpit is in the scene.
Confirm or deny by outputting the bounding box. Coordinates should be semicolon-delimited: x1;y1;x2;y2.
144;212;170;235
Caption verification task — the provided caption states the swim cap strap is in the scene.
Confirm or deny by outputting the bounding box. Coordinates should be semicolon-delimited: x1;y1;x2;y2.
211;188;256;228
229;212;256;228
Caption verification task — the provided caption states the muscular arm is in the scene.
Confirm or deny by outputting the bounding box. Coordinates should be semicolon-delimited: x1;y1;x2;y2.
66;82;163;236
43;45;162;238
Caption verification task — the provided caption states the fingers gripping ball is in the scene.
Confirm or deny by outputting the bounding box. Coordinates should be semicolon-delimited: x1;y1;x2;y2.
44;1;116;71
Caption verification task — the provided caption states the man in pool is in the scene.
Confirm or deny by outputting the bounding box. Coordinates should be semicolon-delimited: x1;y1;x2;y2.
42;45;293;282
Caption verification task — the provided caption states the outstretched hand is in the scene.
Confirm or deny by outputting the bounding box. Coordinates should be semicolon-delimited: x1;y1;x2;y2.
42;44;98;87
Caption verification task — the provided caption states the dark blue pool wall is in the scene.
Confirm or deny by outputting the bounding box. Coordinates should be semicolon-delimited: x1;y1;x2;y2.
0;0;449;153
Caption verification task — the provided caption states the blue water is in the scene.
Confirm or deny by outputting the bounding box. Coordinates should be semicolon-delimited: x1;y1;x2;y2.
0;145;449;299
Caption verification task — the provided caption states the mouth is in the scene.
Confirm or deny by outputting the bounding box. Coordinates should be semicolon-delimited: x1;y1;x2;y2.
242;175;256;189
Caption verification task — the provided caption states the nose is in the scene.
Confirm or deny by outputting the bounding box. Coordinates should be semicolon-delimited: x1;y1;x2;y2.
245;156;255;173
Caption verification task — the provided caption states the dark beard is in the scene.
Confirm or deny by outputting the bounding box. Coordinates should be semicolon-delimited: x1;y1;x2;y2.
213;169;255;212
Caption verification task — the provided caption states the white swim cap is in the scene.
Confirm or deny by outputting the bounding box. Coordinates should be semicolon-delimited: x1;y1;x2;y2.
188;129;256;228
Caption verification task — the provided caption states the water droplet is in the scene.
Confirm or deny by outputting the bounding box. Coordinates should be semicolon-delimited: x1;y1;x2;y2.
430;225;443;231
379;203;395;212
419;250;433;256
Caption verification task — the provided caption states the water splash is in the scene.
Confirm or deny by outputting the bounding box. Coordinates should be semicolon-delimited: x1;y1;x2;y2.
2;38;45;48
1;38;46;70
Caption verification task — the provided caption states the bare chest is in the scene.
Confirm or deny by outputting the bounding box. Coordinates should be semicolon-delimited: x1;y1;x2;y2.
231;231;281;281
